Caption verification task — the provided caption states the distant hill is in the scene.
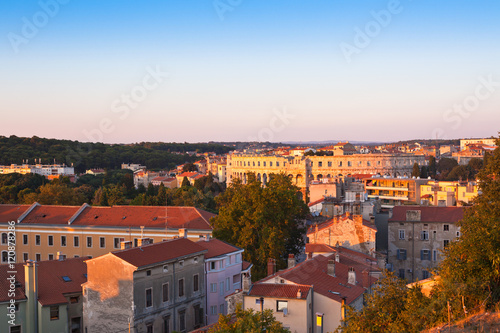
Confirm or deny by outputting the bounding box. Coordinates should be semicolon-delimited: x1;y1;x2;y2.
0;136;232;173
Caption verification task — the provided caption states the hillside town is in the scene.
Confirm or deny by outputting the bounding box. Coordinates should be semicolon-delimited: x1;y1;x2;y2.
1;136;497;333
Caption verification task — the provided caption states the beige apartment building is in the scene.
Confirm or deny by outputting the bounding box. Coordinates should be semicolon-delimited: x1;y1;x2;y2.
0;203;214;264
420;180;479;206
388;206;464;282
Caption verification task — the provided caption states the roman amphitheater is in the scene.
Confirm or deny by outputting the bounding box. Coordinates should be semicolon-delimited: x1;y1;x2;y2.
227;153;427;197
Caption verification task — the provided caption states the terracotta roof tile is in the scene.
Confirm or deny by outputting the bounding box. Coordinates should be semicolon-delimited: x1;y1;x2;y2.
249;283;311;299
0;257;88;306
0;204;30;222
196;238;242;259
242;260;252;271
389;206;464;223
21;205;81;225
111;238;207;268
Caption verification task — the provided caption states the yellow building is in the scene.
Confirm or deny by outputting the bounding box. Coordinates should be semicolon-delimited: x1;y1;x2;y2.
0;203;214;264
364;177;429;209
420;181;479;206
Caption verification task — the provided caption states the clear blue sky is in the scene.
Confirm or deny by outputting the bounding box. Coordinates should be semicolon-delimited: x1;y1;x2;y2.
1;0;499;143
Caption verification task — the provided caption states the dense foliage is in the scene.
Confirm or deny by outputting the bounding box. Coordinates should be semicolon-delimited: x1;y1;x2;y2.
211;173;308;281
0;135;231;172
208;305;289;333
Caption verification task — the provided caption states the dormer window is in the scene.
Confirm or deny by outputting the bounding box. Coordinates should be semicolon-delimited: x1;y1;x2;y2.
62;276;71;282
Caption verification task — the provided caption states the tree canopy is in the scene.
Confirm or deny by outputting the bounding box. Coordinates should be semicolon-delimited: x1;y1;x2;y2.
211;172;308;280
208;305;288;333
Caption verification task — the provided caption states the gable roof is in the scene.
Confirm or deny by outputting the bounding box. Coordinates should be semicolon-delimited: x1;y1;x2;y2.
196;238;242;259
260;254;376;305
21;205;81;225
0;257;88;306
111;238;207;268
248;283;311;300
389;206;464;223
0;204;30;222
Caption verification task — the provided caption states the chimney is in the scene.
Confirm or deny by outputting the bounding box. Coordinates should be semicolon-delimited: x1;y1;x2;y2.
297;289;302;299
56;251;65;261
205;234;210;242
327;259;336;277
24;260;39;333
179;228;188;239
288;254;295;269
267;258;276;276
138;238;152;247
335;253;340;263
121;240;132;249
361;270;370;289
242;273;251;293
348;267;356;285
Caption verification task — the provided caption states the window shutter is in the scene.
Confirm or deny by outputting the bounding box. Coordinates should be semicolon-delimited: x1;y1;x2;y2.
420;250;424;260
397;249;401;260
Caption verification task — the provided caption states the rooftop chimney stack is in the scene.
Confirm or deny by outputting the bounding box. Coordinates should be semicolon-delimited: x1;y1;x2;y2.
297;289;302;299
56;251;64;261
267;258;276;276
137;238;152;247
242;273;251;293
327;259;336;277
24;260;39;333
121;241;132;250
288;254;295;269
335;253;340;262
348;267;356;285
179;228;188;239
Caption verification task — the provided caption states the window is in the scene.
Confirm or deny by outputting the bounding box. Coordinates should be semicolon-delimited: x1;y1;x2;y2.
194;304;202;327
163;283;169;302
61;235;66;247
270;162;273;167
145;288;153;308
114;237;124;249
457;231;461;237
399;230;405;240
433;250;437;261
226;277;230;291
420;231;429;241
146;270;151;276
397;249;407;260
146;324;153;333
233;274;240;284
179;310;186;332
70;296;79;303
1;251;7;263
226;256;231;266
163;265;169;273
444;239;450;248
179;279;184;297
210;283;217;293
163;316;170;333
421;250;431;261
220;304;224;314
263;162;266;167
35;234;41;246
23;234;28;245
23;253;28;262
87;236;92;248
220;282;224;296
422;270;430;279
398;269;405;279
48;235;54;246
74;236;79;247
210;305;217;315
36;253;41;261
100;237;105;248
210;261;216;270
276;162;279;167
193;274;199;292
48;254;54;260
1;233;7;244
318;161;323;167
50;306;59;320
328;161;332;167
10;325;21;333
444;224;449;231
339;161;343;167
277;300;288;312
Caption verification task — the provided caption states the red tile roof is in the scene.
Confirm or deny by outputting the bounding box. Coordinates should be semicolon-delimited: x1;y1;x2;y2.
111;238;207;268
0;257;88;306
21;205;81;225
261;254;377;305
0;204;30;222
71;206;215;230
177;172;199;178
305;245;380;273
308;198;324;207
196;238;242;259
249;283;311;300
242;260;252;271
389;206;464;223
151;176;176;182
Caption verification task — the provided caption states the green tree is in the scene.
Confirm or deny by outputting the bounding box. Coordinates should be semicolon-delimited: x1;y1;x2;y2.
411;162;420;178
437;157;458;180
438;135;500;309
208;305;288;333
211;173;308;280
420;166;428;179
182;162;197;172
428;155;437;178
181;176;190;187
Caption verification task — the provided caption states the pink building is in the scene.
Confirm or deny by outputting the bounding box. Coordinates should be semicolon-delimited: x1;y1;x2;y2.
196;237;251;325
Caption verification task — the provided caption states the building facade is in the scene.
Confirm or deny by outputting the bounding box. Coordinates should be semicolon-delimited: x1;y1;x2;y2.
0;204;214;264
364;176;429;209
83;238;207;333
388;206;464;282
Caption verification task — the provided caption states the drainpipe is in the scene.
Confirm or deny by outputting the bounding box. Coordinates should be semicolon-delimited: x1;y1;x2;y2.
173;262;176;330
